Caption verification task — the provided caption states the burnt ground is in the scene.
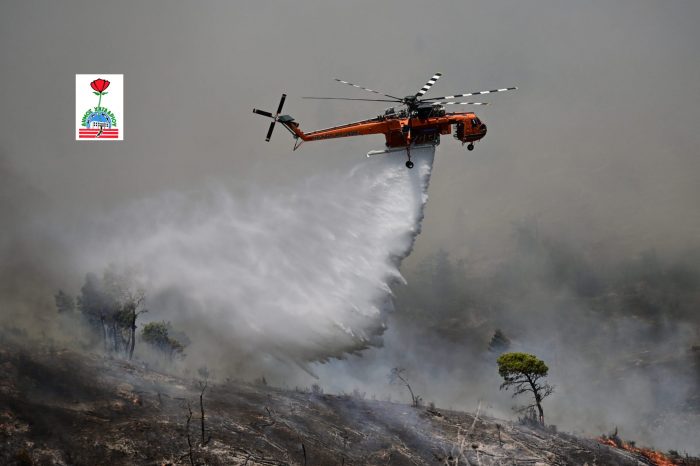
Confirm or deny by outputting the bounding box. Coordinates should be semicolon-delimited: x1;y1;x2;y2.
0;343;696;466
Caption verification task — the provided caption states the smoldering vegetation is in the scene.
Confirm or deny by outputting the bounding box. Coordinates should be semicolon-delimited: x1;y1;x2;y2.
313;221;700;454
4;340;694;466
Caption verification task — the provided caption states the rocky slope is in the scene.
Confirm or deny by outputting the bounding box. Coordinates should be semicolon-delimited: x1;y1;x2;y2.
0;343;695;466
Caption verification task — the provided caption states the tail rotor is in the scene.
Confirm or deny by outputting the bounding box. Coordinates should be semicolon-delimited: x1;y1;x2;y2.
253;93;287;142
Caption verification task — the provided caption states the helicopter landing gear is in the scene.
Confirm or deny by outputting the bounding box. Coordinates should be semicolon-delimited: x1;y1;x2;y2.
467;143;475;151
406;160;414;169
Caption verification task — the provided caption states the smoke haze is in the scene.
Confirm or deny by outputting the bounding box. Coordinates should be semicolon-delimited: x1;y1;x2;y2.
2;0;699;457
311;235;700;453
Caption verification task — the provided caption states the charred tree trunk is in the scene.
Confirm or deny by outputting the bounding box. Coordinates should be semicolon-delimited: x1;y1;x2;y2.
112;321;119;353
100;314;108;352
116;328;127;356
407;384;417;407
199;379;211;445
185;402;195;466
535;394;545;425
526;375;545;425
128;311;137;360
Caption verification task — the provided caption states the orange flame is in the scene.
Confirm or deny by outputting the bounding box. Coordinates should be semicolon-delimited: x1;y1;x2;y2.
597;435;677;466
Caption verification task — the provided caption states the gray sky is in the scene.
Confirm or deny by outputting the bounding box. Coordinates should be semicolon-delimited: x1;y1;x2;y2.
2;1;699;265
2;0;698;244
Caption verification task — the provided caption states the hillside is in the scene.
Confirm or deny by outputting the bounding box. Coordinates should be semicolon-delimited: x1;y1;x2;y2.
0;343;695;466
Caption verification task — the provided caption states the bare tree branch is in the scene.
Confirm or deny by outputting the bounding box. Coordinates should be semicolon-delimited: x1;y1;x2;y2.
199;378;211;446
185;401;195;466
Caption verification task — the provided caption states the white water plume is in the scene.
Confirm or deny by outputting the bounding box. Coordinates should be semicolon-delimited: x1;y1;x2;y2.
74;147;436;372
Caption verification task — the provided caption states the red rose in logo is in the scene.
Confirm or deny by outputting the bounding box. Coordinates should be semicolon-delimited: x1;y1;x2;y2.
90;78;111;108
90;79;110;93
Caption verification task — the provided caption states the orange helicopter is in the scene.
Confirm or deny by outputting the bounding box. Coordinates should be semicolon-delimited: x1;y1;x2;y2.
253;73;516;168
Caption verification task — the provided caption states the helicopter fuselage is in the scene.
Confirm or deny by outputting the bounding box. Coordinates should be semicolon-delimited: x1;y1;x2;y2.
281;110;487;149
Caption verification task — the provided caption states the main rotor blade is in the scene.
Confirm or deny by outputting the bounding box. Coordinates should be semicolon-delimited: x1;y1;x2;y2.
253;109;274;118
333;78;403;101
276;94;287;115
302;97;400;102
438;101;489;105
265;121;276;142
423;87;517;101
415;72;442;97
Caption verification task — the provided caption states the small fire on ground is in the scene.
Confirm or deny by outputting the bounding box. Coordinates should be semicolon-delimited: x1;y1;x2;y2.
597;430;677;466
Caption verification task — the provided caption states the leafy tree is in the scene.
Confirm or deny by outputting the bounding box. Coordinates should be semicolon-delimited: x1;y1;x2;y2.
102;266;147;359
112;296;147;359
497;352;554;425
75;268;146;358
77;272;111;350
142;321;186;360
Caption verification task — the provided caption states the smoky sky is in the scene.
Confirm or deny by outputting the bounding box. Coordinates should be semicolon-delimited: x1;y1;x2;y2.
2;0;700;454
1;0;699;257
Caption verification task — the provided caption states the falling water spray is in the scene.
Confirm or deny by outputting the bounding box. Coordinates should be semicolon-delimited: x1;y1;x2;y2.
71;147;436;374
